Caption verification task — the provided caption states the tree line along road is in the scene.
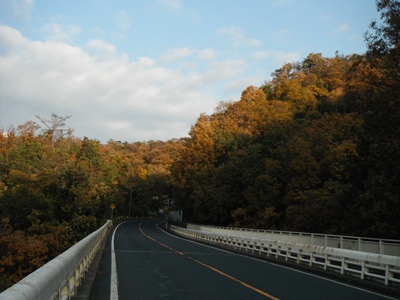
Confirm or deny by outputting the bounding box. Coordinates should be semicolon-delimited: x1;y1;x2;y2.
89;220;398;300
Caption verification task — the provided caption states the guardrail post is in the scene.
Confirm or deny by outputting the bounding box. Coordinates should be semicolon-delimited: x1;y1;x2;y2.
385;264;390;285
341;257;345;275
169;224;400;289
324;254;328;270
60;278;69;299
361;261;365;280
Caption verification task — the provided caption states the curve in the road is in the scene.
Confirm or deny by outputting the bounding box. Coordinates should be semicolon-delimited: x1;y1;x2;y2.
138;222;280;300
89;220;398;300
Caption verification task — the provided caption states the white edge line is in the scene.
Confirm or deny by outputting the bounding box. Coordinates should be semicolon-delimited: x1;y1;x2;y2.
111;222;128;300
156;224;398;300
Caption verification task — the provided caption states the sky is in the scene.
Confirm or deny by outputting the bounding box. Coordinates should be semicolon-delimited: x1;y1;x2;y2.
0;0;381;143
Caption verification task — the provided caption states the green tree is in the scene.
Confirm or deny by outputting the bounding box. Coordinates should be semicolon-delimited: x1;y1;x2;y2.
340;0;400;237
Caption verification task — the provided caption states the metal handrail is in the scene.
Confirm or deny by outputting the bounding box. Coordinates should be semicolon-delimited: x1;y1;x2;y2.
171;225;400;287
187;223;400;256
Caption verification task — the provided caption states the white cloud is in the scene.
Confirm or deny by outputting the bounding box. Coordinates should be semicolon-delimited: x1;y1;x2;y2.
251;50;299;62
115;11;131;31
0;26;219;142
198;48;216;60
158;0;182;11
201;59;247;84
222;76;262;100
137;57;156;67
0;25;27;52
42;23;81;42
161;47;192;62
332;23;350;35
251;50;300;79
9;0;34;18
216;26;261;47
271;28;293;40
251;51;272;60
318;15;350;36
87;39;117;58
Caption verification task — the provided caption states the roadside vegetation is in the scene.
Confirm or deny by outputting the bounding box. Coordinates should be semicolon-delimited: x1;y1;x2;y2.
1;0;399;292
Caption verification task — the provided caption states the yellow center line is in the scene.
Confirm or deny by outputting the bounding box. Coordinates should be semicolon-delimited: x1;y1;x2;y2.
139;223;280;300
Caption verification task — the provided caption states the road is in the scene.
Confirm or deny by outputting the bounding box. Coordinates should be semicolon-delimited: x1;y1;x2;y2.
90;220;397;300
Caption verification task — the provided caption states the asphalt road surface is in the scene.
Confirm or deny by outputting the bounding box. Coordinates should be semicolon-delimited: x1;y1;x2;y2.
90;220;397;300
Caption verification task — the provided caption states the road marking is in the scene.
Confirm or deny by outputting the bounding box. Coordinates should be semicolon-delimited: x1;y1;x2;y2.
139;222;280;300
156;224;398;300
111;222;126;300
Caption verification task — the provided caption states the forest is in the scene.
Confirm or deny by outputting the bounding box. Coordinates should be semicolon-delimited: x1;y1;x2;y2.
1;0;399;292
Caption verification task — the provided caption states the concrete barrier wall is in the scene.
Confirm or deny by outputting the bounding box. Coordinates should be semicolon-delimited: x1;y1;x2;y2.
0;221;112;300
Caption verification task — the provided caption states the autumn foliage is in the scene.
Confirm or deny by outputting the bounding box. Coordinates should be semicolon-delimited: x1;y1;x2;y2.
0;123;183;291
171;0;400;237
1;0;399;292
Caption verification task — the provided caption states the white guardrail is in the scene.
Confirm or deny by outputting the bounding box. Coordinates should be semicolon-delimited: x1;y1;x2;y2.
169;225;400;287
187;224;400;256
0;220;112;300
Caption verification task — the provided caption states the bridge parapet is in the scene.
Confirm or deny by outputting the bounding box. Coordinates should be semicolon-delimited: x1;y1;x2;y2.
0;221;112;300
187;223;400;256
172;225;400;288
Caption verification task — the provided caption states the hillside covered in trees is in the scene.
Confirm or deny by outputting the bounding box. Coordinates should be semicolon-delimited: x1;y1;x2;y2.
1;0;399;292
172;0;400;237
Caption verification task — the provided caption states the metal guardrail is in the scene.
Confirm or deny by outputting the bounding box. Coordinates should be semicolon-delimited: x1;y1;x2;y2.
0;220;112;300
187;224;400;256
171;225;400;287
